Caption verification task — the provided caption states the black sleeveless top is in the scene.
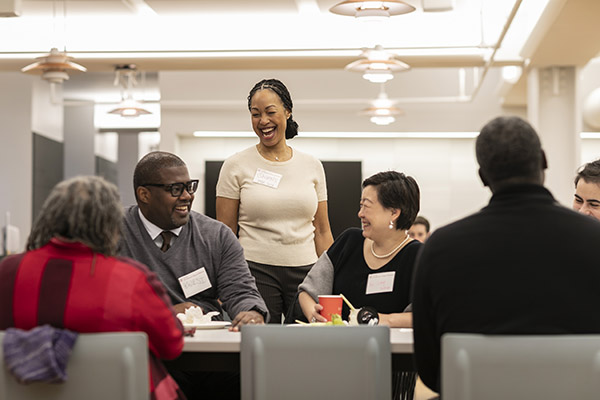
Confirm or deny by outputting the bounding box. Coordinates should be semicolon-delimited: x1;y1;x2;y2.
330;228;421;320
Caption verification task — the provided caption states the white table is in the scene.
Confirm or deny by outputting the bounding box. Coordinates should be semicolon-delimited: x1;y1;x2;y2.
167;327;415;372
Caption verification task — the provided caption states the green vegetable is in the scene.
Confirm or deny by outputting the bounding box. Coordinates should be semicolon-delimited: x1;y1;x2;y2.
326;313;345;326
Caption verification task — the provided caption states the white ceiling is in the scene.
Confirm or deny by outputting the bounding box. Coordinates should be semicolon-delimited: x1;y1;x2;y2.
0;0;535;72
2;0;600;109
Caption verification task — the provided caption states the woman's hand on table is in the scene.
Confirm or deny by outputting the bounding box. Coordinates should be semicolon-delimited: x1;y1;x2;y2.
309;303;328;323
298;291;328;323
229;310;264;331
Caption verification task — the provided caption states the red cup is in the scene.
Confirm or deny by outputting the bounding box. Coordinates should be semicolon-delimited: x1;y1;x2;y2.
318;295;343;321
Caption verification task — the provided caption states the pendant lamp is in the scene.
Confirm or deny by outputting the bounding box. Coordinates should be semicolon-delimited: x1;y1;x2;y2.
330;0;415;19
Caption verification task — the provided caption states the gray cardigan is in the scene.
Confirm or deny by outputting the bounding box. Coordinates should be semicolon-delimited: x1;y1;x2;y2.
120;205;268;320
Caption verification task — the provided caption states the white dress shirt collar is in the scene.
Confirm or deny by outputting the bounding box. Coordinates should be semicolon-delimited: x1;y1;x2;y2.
138;208;182;240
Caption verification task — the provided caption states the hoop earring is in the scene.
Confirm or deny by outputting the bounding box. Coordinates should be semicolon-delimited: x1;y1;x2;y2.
389;220;394;230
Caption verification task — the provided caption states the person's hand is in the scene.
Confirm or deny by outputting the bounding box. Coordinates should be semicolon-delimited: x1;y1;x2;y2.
173;302;198;315
229;310;264;332
309;303;327;323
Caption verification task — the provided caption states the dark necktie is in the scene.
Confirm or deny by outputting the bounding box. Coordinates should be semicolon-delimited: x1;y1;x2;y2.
160;231;175;252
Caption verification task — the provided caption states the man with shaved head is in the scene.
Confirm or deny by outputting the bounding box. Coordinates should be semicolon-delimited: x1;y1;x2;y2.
412;116;600;395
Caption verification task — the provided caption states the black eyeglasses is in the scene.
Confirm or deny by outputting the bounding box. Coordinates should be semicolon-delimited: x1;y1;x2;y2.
142;180;199;197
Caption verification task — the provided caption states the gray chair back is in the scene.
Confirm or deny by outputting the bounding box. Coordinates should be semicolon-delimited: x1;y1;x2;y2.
0;331;149;400
442;333;600;400
241;325;391;400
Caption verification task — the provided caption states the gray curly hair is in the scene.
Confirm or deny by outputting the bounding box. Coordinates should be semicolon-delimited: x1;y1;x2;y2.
27;176;123;256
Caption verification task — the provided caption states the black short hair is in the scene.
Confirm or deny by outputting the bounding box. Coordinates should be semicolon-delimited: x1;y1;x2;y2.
476;116;544;187
575;159;600;187
413;216;430;233
133;151;186;198
248;78;299;139
362;171;420;230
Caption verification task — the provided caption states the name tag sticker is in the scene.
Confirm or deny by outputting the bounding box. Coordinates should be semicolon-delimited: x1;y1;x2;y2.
366;271;396;295
253;168;282;189
178;267;212;298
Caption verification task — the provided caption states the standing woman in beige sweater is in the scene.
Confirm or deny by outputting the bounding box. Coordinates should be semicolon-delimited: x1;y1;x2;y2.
216;78;334;324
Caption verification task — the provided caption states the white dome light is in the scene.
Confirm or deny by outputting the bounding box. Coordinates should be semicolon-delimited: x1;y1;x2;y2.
361;87;403;126
345;45;410;84
330;0;415;19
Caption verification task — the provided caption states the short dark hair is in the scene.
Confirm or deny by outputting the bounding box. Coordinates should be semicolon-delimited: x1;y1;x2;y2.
362;171;420;230
575;159;600;187
413;216;430;233
133;151;186;199
476;116;545;188
248;78;299;139
27;176;123;256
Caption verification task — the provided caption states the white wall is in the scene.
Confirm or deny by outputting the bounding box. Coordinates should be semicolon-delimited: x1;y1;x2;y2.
581;139;600;166
159;68;517;135
0;73;34;253
64;104;95;179
31;80;63;142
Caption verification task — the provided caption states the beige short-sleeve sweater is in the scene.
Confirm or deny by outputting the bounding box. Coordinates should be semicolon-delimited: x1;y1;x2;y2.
216;146;327;266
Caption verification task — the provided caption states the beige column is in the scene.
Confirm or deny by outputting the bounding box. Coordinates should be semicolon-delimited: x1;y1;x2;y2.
527;66;581;206
117;130;140;207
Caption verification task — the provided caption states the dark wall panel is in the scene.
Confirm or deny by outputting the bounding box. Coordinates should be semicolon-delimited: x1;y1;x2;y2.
205;160;362;240
32;133;64;223
96;156;119;187
322;161;362;238
205;161;223;220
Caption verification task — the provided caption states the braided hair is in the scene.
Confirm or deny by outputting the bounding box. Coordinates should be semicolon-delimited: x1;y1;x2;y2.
247;78;299;139
27;176;123;256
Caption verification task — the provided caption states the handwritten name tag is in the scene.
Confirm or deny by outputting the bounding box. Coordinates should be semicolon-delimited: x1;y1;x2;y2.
253;168;282;189
366;271;396;295
178;267;212;298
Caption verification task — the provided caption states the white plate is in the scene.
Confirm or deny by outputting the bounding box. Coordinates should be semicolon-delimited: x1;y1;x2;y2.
183;321;232;330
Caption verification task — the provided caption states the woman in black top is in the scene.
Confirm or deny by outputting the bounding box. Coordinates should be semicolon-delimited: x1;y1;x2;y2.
298;170;421;327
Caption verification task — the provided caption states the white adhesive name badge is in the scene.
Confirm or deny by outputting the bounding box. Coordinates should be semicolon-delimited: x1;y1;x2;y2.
366;271;396;295
253;168;282;189
178;267;212;298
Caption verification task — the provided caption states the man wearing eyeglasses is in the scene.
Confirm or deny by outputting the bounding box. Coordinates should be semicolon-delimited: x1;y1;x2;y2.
119;151;268;328
119;151;267;399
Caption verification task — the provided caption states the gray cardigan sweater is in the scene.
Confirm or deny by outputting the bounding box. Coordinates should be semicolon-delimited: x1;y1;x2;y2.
120;205;268;320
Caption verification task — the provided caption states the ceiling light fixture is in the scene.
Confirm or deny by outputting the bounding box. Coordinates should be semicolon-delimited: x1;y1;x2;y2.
329;0;415;19
108;98;152;118
20;1;85;84
345;45;410;83
20;47;86;84
108;64;152;118
361;85;403;125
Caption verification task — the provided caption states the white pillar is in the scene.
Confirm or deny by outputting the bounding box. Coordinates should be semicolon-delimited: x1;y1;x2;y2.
0;73;33;253
64;104;96;178
117;131;139;207
527;66;581;206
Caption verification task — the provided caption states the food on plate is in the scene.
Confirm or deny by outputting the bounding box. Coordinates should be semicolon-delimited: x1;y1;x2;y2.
328;313;345;326
176;306;220;325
